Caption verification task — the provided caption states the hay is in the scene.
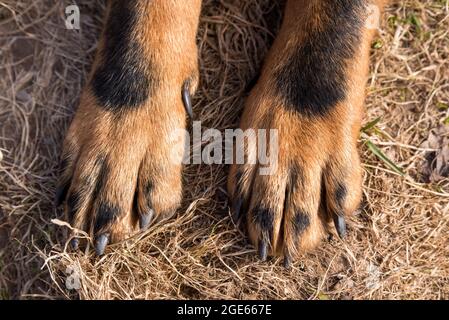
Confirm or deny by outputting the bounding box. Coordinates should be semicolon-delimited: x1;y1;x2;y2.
0;0;448;299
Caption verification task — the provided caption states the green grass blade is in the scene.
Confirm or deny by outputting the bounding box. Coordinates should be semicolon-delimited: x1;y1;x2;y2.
361;117;382;133
365;140;405;176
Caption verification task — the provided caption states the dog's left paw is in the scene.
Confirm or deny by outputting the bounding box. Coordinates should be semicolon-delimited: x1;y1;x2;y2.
227;0;377;266
228;78;363;267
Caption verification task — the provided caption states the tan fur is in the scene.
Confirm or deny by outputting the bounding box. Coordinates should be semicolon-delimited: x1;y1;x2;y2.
60;0;390;260
228;0;390;259
60;0;202;244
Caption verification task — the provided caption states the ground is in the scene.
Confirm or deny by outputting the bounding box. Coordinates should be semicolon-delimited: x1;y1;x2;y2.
0;0;448;299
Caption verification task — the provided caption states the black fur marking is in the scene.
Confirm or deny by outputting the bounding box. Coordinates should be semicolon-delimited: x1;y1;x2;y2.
293;210;310;236
92;159;109;199
94;202;121;234
275;0;366;116
231;197;243;224
335;183;347;210
134;181;154;215
289;164;303;193
132;182;140;217
143;182;154;214
55;157;72;206
67;192;81;222
92;1;153;111
252;207;274;240
144;181;154;197
55;180;70;207
143;181;154;211
90;158;123;232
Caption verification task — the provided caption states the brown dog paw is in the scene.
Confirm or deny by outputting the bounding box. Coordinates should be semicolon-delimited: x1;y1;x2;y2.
56;0;201;255
228;0;382;266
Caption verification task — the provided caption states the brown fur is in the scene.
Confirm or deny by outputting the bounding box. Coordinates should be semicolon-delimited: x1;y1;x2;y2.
228;0;390;260
59;0;202;245
59;0;390;261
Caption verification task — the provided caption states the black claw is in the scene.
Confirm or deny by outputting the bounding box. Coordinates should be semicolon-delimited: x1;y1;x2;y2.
231;198;242;223
70;238;79;250
95;233;109;256
333;214;347;239
258;240;268;261
182;81;193;119
139;209;154;230
283;254;291;269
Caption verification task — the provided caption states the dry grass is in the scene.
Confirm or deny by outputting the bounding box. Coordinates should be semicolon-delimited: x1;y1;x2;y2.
0;0;448;300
